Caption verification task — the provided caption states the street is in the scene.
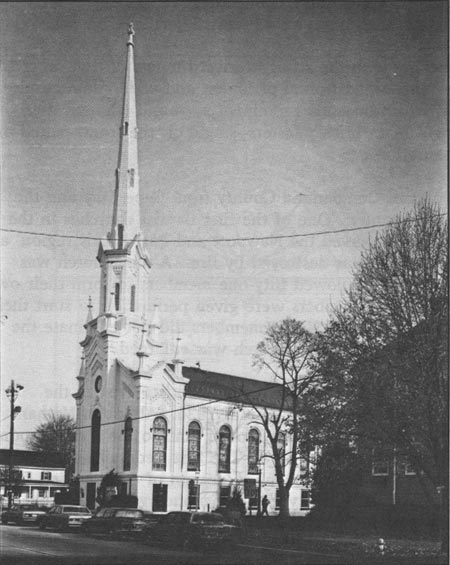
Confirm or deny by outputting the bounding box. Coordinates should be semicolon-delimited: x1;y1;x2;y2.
0;524;345;564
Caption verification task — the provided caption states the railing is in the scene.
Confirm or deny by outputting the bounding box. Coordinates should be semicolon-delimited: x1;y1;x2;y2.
0;496;54;508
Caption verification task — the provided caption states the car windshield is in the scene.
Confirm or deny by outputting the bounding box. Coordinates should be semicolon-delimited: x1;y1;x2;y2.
63;507;90;514
192;514;224;525
19;505;38;511
115;510;143;519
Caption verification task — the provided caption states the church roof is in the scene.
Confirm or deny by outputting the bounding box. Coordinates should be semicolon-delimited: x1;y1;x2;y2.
0;449;65;469
181;366;292;411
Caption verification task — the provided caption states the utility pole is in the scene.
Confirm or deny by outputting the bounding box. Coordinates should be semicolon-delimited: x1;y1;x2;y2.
5;380;24;509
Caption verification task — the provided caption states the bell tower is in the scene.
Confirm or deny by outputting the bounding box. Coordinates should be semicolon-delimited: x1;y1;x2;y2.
96;23;151;328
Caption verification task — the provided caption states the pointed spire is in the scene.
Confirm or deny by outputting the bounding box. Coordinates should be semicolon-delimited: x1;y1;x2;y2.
109;23;141;248
136;315;149;373
172;337;184;364
148;304;162;346
85;296;93;324
77;352;86;383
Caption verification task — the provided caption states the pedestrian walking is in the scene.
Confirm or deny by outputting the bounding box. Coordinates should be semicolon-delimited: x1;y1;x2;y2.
261;495;270;516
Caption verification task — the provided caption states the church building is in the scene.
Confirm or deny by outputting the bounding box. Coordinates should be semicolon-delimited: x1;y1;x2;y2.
73;24;308;516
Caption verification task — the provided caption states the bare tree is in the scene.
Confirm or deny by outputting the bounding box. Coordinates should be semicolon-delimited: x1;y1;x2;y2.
27;412;76;482
243;318;319;518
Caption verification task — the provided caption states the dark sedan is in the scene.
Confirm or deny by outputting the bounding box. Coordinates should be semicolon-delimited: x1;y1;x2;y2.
1;504;48;525
81;507;152;539
150;511;242;550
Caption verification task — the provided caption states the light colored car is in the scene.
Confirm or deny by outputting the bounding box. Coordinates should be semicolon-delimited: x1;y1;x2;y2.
38;505;92;531
1;504;48;525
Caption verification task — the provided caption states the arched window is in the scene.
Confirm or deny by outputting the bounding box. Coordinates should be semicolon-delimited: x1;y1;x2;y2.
130;285;136;312
90;410;101;472
277;432;286;475
152;417;167;471
218;425;231;473
115;283;120;311
187;421;201;471
248;429;259;474
123;417;133;471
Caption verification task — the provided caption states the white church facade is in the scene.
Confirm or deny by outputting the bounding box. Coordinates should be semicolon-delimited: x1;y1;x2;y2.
73;24;308;516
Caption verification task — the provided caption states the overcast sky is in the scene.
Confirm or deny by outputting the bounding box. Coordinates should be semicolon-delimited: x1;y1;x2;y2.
1;2;447;448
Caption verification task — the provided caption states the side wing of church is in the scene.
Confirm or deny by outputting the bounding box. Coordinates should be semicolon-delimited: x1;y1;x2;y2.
73;24;308;516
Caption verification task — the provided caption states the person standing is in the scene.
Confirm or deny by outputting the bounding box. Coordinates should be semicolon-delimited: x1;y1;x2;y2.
261;495;270;516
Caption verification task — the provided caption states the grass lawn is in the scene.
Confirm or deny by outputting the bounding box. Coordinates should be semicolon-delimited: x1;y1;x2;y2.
243;517;446;563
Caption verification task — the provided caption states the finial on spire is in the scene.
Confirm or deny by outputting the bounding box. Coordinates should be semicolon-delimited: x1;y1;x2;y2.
127;23;135;45
137;316;148;354
173;337;184;364
86;296;93;323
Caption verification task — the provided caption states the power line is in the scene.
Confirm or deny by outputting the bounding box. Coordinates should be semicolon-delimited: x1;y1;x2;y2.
1;213;446;244
0;380;281;438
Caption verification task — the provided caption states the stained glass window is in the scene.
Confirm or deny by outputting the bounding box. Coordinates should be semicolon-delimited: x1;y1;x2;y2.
218;425;231;473
187;421;201;471
248;429;259;474
152;417;167;471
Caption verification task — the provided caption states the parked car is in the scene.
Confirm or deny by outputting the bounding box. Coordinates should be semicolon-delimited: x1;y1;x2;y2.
38;505;92;531
150;511;242;549
81;507;155;540
1;504;48;525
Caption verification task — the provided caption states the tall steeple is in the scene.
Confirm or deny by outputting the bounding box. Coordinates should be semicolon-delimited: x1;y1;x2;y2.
96;23;151;324
108;23;141;248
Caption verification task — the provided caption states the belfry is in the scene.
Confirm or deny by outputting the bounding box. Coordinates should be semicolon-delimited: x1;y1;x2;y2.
73;25;307;515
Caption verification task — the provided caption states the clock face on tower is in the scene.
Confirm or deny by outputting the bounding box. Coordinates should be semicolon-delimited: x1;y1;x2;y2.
94;376;103;393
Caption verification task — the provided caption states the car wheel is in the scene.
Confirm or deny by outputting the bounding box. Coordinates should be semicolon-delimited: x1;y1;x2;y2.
2;518;8;525
39;521;46;530
108;527;116;540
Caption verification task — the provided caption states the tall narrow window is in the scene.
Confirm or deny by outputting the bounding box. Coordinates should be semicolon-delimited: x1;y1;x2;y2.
103;285;107;312
277;433;286;475
152;484;167;512
115;283;120;311
118;224;124;249
130;285;136;312
248;429;259;474
123;417;133;471
90;410;101;472
123;121;128;135
129;168;135;187
300;490;311;510
218;425;231;473
187;422;201;471
188;483;200;510
152;417;167;471
219;486;231;508
275;489;281;510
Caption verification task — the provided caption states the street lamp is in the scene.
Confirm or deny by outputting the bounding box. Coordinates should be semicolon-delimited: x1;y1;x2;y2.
195;470;200;511
256;460;262;517
5;380;24;509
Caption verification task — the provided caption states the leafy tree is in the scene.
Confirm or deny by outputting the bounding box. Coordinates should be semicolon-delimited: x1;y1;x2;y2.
242;319;320;518
310;443;365;520
226;486;246;517
96;469;122;507
315;198;448;549
27;412;76;482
